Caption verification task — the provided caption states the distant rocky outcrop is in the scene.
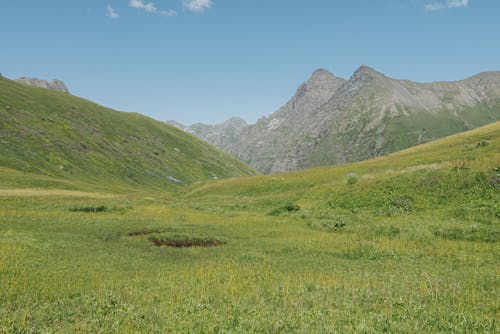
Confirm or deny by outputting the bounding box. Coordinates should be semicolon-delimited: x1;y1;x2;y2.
175;66;500;174
168;117;248;152
16;77;70;93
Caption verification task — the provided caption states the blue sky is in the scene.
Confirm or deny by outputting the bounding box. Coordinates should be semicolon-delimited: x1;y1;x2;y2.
1;0;499;124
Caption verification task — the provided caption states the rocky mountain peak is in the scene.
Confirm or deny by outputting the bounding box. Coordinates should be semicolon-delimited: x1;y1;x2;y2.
49;79;69;93
16;77;70;93
309;68;335;81
343;65;386;95
306;68;345;86
290;68;345;102
223;117;248;127
351;65;384;81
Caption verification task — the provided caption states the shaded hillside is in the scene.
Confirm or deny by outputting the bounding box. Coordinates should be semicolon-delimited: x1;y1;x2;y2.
0;77;256;192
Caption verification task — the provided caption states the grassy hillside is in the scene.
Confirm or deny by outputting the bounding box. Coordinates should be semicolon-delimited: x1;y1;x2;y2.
184;121;499;211
0;77;256;192
0;123;498;330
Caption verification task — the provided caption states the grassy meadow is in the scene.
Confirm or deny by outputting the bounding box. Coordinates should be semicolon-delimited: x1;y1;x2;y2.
1;122;499;332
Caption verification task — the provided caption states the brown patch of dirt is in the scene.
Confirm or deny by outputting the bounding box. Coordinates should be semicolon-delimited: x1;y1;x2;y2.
127;229;161;237
149;237;225;248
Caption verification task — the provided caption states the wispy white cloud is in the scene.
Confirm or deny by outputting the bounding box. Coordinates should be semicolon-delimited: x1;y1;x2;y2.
183;0;213;13
106;5;120;19
129;0;156;12
425;0;469;11
129;0;177;16
160;9;178;17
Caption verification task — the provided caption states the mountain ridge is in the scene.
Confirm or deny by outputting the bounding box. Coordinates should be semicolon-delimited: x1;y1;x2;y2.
175;66;500;173
0;76;256;192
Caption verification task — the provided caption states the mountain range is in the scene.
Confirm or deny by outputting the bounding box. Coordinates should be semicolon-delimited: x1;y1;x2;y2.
171;66;500;173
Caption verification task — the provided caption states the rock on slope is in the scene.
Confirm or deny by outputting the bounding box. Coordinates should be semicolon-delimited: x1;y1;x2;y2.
178;66;500;173
16;77;70;93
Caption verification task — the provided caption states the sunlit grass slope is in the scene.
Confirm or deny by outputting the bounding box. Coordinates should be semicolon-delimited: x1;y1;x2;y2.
184;121;500;217
0;121;498;330
0;77;256;192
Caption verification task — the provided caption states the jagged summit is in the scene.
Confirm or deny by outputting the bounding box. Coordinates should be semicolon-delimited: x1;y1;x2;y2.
351;65;385;80
175;66;500;174
307;68;345;84
16;77;70;93
222;117;248;127
293;68;345;102
310;68;336;80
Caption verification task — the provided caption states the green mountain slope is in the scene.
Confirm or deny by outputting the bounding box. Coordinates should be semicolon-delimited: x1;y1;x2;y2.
0;77;256;192
183;121;500;225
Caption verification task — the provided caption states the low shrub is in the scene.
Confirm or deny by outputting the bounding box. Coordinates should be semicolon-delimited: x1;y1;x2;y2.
268;203;301;216
69;205;107;213
346;173;359;185
390;196;414;212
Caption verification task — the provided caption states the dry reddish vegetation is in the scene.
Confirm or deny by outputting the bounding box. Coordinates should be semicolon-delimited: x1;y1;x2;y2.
127;229;225;248
149;237;225;248
127;229;162;237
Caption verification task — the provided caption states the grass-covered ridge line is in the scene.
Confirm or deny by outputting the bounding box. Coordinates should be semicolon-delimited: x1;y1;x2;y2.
0;77;256;192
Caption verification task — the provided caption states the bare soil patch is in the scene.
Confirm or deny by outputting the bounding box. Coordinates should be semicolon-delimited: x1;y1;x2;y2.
149;237;225;248
127;229;162;237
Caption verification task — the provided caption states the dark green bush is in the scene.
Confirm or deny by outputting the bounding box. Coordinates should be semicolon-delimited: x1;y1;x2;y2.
475;140;490;148
346;173;359;185
268;203;301;216
390;196;414;212
69;205;107;213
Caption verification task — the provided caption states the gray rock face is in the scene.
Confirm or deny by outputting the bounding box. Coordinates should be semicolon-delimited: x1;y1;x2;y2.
174;66;500;174
226;69;346;173
168;117;248;152
16;77;70;93
48;79;69;93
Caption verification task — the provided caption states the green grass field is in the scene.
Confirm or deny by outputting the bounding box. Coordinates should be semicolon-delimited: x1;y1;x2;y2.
1;120;499;332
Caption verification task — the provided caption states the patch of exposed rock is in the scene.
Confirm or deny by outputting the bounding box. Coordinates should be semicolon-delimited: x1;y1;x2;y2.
16;77;70;93
168;117;248;152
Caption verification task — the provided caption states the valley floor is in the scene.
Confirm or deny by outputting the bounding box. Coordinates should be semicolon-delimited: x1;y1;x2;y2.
1;188;498;332
1;123;499;333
